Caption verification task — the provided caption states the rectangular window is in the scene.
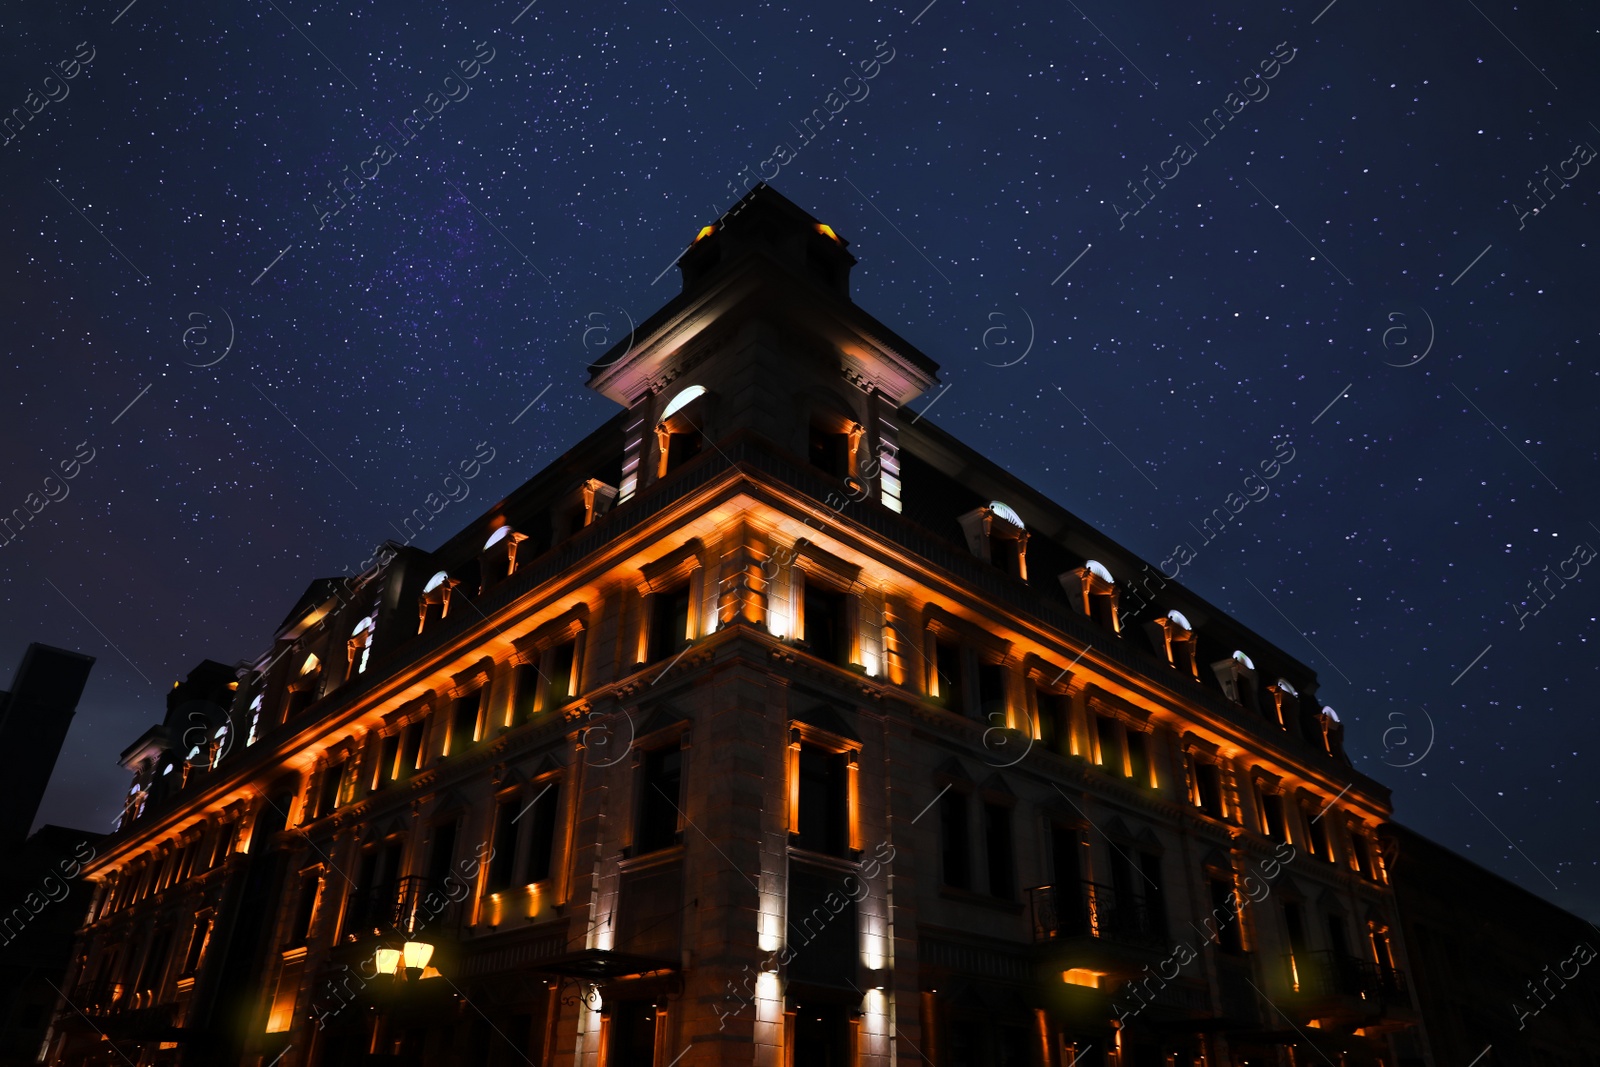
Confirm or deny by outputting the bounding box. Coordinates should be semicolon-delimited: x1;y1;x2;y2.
316;762;342;818
1208;878;1244;953
809;425;850;477
181;920;210;976
636;746;683;853
513;662;540;725
1194;762;1225;819
546;640;577;707
794;745;849;856
451;690;482;755
398;720;424;781
939;791;971;890
426;820;459;887
649;584;692;663
1095;715;1122;772
933;640;964;713
487;800;520;893
1260;793;1287;841
976;662;1007;721
1305;807;1331;861
1139;852;1167;939
376;734;400;791
802;583;848;666
290;877;319;945
984;803;1015;900
1126;730;1149;783
1351;833;1373;878
1035;688;1068;754
525;784;561;884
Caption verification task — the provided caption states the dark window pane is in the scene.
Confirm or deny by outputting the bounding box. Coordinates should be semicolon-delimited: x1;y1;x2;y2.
513;663;539;725
665;431;702;472
487;801;520;891
637;747;683;853
985;803;1014;899
795;746;848;856
547;640;577;706
934;641;964;713
940;791;970;889
526;784;560;883
649;585;692;663
803;584;848;665
809;426;850;477
1096;716;1121;772
976;663;1006;720
452;691;482;754
1126;731;1149;783
377;734;400;790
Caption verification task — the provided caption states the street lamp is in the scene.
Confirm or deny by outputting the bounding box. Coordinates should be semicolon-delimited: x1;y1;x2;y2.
373;939;440;981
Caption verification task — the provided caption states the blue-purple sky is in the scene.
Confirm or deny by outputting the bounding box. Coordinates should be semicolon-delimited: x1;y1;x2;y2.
4;0;1598;918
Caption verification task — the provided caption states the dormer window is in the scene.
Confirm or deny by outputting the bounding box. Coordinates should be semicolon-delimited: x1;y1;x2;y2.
656;385;708;477
1064;561;1120;631
348;616;375;676
417;571;460;633
1146;609;1201;679
1211;649;1260;709
285;653;321;719
808;413;864;480
1319;707;1344;756
209;724;229;769
246;693;263;747
481;525;528;588
1267;678;1299;729
958;502;1029;579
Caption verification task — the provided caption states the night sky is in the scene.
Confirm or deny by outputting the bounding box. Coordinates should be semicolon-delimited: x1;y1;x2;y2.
4;0;1598;919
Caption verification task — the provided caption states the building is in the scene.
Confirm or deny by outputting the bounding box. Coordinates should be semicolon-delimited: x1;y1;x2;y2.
0;644;98;1066
1379;823;1600;1067
47;186;1421;1067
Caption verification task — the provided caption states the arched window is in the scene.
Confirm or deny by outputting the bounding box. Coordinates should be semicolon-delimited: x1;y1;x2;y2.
656;385;709;477
1166;610;1192;632
1232;650;1255;670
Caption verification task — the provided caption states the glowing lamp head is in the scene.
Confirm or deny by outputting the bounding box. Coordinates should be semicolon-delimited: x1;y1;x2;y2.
374;948;401;975
402;941;435;971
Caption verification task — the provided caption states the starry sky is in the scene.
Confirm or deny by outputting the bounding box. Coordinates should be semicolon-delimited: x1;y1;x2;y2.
3;0;1598;918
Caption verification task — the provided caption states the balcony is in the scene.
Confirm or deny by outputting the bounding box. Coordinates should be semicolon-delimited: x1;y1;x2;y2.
341;876;466;941
1027;882;1167;976
1283;951;1412;1026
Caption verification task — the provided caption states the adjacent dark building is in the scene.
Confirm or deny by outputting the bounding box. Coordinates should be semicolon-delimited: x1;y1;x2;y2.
1381;823;1600;1067
0;644;98;1066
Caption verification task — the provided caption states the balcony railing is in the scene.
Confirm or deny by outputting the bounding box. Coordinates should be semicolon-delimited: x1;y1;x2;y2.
1286;951;1410;1008
341;876;464;940
1028;882;1166;948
